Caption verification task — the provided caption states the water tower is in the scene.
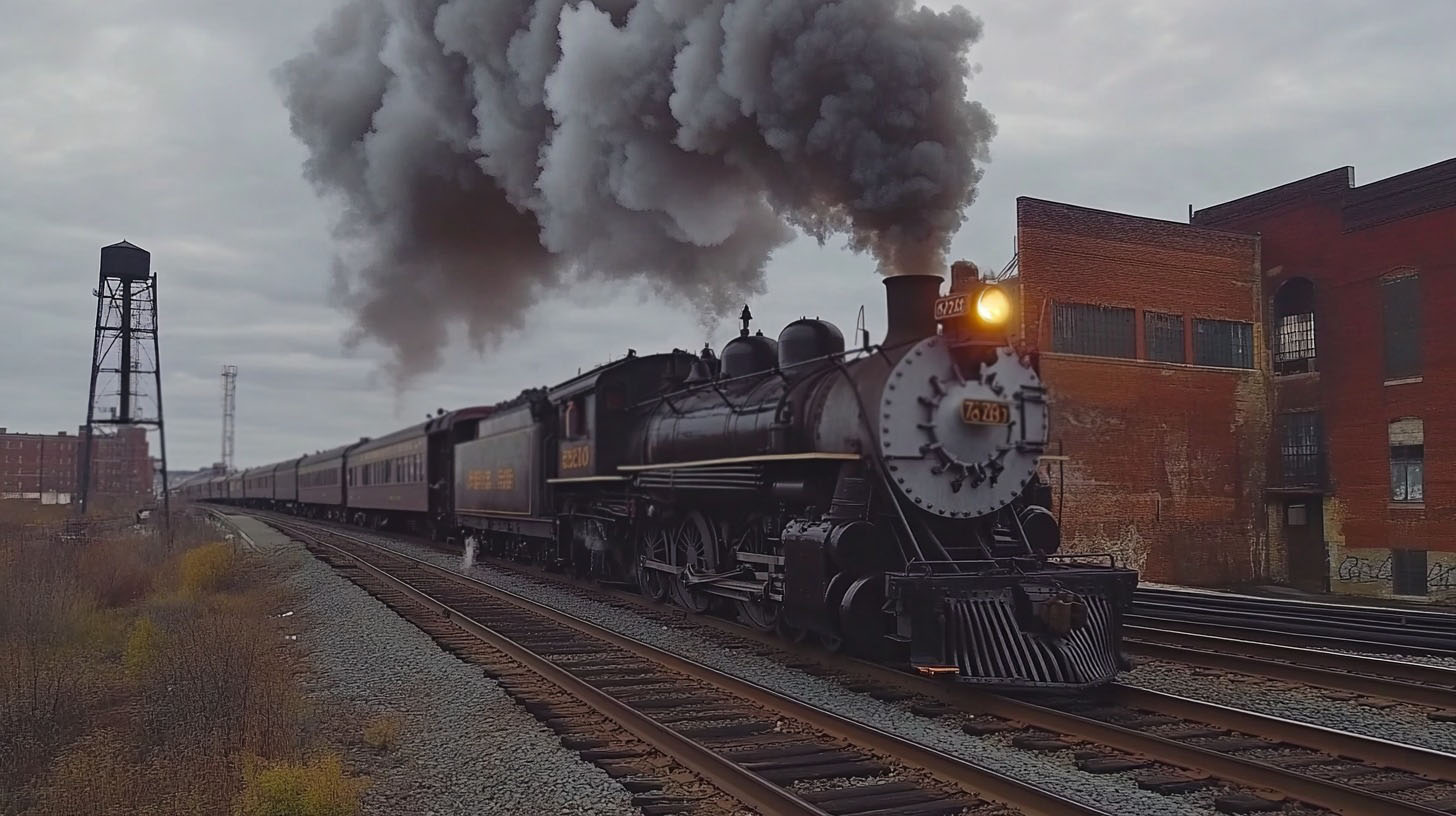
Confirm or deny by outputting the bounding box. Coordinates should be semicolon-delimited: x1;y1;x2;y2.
79;241;170;519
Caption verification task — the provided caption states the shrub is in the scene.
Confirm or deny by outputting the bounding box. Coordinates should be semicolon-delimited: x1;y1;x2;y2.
78;536;154;607
123;617;162;678
134;602;303;759
239;754;367;816
361;714;402;752
22;729;239;816
180;541;236;596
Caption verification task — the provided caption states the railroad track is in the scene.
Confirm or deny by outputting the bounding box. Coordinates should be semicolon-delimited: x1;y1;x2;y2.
264;516;1112;816
246;512;1456;815
968;684;1456;816
1132;588;1456;656
768;626;1456;816
1125;615;1456;660
1125;625;1456;710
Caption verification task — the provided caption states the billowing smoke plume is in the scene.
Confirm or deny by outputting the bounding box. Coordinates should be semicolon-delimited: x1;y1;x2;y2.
279;0;996;378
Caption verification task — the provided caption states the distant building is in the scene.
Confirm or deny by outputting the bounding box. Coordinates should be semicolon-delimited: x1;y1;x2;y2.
1015;198;1271;587
0;425;152;503
0;428;80;504
1193;157;1456;601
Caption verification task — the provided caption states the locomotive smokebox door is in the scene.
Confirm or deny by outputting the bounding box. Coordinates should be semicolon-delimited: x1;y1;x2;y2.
879;336;1047;520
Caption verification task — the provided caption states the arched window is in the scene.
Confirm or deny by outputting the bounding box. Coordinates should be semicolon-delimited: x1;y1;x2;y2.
1272;277;1316;375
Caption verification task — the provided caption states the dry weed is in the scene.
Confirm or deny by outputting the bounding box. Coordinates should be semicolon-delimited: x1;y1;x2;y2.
78;535;155;607
362;714;403;752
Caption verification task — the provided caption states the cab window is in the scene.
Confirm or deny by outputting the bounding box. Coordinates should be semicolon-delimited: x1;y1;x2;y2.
563;397;588;439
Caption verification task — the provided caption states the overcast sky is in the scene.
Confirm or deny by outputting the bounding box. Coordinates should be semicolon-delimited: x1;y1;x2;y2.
3;0;1452;471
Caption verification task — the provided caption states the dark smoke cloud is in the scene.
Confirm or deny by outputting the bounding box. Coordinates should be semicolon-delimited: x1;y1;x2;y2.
278;0;996;379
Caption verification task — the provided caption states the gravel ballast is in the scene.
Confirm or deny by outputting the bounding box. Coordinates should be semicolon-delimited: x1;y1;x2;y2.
225;515;639;816
356;530;1236;816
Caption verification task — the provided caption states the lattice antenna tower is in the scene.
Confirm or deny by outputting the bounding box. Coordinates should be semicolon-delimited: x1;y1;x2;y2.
221;365;238;470
79;241;169;520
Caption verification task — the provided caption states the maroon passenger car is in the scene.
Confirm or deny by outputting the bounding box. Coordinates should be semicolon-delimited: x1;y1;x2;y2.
345;424;429;526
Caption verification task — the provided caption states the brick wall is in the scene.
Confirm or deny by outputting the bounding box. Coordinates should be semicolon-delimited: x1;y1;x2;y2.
1018;198;1270;585
1195;157;1456;600
0;425;151;503
83;426;153;498
0;430;80;502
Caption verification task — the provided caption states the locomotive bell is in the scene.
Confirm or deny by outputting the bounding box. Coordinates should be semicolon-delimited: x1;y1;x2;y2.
685;343;720;384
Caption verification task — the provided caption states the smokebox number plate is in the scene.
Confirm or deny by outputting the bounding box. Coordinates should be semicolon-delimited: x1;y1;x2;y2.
934;295;968;321
961;399;1011;425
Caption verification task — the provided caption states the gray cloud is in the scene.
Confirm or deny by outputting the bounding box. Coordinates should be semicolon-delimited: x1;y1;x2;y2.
277;0;995;381
1;0;1452;472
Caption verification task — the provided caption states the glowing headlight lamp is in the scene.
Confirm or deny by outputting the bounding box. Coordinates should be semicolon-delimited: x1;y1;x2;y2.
975;285;1011;325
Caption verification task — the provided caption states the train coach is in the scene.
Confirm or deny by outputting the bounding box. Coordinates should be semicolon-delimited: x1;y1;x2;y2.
195;263;1138;690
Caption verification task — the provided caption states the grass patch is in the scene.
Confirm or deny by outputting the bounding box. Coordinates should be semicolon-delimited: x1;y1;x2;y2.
240;754;367;816
179;539;236;596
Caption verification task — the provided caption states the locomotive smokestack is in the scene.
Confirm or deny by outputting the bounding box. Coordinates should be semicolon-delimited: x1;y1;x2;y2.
883;274;943;348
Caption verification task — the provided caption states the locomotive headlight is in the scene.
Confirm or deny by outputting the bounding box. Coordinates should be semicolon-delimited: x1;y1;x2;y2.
975;286;1011;325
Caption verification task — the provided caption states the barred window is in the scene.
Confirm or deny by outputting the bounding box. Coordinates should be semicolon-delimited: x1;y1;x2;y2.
1192;318;1254;368
1280;412;1322;486
1144;311;1185;363
1389;418;1423;503
1052;303;1135;359
1392;549;1428;596
1382;274;1420;380
1272;277;1317;375
1275;312;1316;369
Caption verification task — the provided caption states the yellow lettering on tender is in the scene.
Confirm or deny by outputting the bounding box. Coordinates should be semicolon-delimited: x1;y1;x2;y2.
467;469;493;491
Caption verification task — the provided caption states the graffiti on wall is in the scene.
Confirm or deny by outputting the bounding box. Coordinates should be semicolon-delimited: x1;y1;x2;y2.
1335;554;1456;592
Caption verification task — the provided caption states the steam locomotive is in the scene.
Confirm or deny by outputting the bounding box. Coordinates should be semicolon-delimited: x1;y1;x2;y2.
185;263;1138;689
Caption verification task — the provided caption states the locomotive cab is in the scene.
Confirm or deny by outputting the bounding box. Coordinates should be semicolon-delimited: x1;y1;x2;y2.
549;350;698;481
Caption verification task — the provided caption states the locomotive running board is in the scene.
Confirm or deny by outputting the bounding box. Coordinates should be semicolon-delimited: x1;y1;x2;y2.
617;452;859;471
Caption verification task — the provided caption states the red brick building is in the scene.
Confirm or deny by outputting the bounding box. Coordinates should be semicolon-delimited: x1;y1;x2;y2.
1193;157;1456;601
1016;198;1271;586
0;425;152;504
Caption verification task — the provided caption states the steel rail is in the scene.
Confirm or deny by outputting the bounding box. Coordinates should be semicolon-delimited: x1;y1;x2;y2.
966;686;1456;816
1126;614;1456;659
1103;684;1456;780
1129;605;1456;653
1126;627;1456;709
272;518;1112;816
274;519;831;816
1135;588;1456;627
